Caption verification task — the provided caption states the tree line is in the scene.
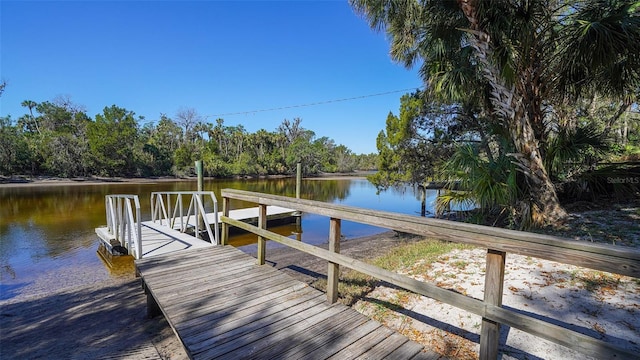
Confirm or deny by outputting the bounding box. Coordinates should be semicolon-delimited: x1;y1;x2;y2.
0;99;377;178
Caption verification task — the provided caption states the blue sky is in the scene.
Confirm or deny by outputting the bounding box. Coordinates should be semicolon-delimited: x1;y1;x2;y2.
1;1;421;154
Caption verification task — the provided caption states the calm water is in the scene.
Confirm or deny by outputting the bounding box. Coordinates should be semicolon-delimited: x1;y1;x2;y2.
0;178;442;301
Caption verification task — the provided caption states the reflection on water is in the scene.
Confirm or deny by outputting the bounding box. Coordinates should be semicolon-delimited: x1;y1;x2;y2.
0;178;438;301
229;223;302;248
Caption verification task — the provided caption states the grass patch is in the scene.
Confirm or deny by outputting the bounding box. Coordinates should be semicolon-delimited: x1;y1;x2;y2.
569;270;623;293
371;238;472;271
310;238;473;306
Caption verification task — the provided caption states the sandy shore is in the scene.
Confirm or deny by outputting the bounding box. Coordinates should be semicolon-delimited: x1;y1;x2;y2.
355;248;640;359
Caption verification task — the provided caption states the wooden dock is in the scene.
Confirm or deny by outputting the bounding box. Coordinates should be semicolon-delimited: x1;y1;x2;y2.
96;205;296;260
136;246;441;360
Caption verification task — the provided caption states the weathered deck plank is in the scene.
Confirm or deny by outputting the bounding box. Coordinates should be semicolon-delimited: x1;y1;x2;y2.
326;325;395;359
199;304;351;359
190;295;340;357
300;319;383;359
140;253;252;285
136;245;443;360
169;280;309;321
258;311;369;359
355;332;410;359
160;269;301;309
178;290;325;339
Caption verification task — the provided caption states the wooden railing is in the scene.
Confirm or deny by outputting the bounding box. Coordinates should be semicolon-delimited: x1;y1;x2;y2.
150;191;219;245
220;189;640;360
105;194;142;259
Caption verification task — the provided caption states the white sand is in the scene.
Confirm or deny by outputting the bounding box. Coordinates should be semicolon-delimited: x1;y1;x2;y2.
355;247;640;359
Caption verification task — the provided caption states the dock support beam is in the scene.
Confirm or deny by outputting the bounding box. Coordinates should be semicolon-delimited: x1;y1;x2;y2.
221;197;230;246
296;162;301;199
257;204;267;265
327;217;341;304
143;281;161;318
196;160;204;239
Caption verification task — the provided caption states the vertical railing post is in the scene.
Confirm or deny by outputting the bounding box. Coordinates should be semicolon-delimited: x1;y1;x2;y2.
327;217;341;304
105;197;110;231
178;195;184;231
118;198;125;246
257;204;267;265
221;196;230;246
150;194;156;222
115;197;120;241
296;162;301;199
167;194;172;228
127;200;133;251
211;193;219;245
164;194;170;226
106;196;113;233
115;197;118;238
136;200;142;259
156;194;168;226
196;160;204;237
195;193;215;243
192;195;201;239
480;249;506;360
293;163;303;240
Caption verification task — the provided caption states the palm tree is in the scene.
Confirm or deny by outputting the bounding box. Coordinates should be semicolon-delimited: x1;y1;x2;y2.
350;0;640;225
20;100;41;135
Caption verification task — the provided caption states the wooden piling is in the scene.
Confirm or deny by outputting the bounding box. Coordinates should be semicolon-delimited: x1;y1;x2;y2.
327;217;341;303
480;249;506;359
257;204;267;265
195;160;204;239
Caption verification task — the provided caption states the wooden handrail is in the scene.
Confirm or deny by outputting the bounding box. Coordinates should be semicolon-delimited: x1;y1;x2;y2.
220;188;639;360
221;189;639;277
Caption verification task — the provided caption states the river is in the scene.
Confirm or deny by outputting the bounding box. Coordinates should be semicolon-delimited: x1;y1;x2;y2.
0;177;442;301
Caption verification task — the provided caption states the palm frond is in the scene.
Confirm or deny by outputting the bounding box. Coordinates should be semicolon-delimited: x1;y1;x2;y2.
438;143;519;216
545;122;609;179
555;0;640;98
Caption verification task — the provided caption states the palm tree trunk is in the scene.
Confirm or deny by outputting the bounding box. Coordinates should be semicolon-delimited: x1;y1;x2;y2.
509;106;568;224
601;101;631;140
457;0;567;225
623;112;628;146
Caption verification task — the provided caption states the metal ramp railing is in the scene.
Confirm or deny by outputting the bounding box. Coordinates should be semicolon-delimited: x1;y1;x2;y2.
105;194;143;259
150;191;219;245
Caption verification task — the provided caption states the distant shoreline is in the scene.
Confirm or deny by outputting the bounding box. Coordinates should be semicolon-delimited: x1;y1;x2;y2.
0;176;194;188
0;172;372;188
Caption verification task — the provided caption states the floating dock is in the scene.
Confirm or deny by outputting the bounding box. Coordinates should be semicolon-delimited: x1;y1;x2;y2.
168;205;296;232
96;205;296;261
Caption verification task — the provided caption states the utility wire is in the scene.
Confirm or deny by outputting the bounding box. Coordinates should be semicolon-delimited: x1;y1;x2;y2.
206;87;422;118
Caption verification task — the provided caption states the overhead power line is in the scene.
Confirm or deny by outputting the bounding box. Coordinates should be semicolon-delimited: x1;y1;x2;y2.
206;87;423;118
